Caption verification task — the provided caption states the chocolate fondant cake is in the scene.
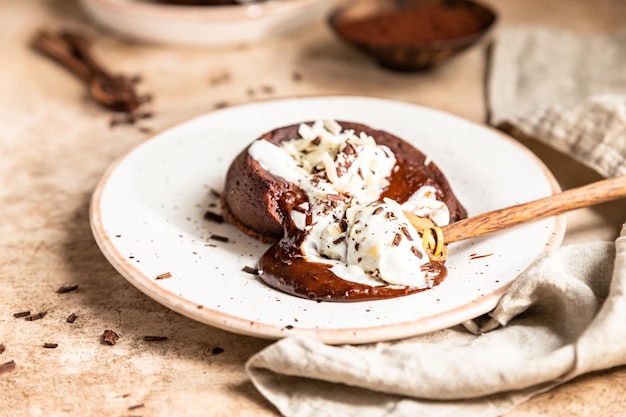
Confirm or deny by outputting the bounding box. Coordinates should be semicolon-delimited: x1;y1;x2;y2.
222;121;466;242
221;120;467;302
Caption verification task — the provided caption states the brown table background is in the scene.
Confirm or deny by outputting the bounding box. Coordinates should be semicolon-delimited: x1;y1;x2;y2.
1;0;625;415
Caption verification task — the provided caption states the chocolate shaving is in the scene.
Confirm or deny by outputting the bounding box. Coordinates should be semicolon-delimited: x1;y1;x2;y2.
372;206;384;215
411;246;423;259
385;211;397;220
25;311;47;321
400;226;413;241
56;284;79;294
326;193;347;201
0;343;5;355
0;360;16;376
469;253;494;260
102;329;120;345
211;346;224;355
13;311;31;318
66;313;78;323
155;272;172;280
311;136;322;146
143;336;168;342
332;236;346;245
210;188;221;198
203;210;224;223
209;234;229;243
339;218;348;232
354;242;360;251
392;233;402;246
43;343;58;349
342;142;356;155
128;403;145;411
241;265;259;275
420;262;437;272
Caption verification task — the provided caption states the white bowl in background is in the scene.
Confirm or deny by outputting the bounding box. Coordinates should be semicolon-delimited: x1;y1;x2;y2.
79;0;330;47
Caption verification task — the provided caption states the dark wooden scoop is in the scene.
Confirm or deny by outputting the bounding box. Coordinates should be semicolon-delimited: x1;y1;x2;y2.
31;30;140;113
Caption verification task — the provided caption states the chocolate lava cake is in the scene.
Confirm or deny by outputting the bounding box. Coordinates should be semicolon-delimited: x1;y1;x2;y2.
221;121;466;243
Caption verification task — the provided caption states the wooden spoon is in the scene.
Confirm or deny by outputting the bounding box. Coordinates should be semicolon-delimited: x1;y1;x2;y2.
31;30;140;113
440;174;626;244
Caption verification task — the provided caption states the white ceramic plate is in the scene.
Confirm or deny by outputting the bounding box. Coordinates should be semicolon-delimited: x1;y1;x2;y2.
79;0;330;46
90;96;565;344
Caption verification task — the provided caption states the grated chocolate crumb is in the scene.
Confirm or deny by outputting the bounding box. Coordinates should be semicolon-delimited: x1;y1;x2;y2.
143;336;168;342
66;313;78;323
241;265;259;275
209;234;229;243
0;360;16;376
420;262;437;272
155;272;172;280
211;346;224;355
25;311;47;321
56;284;79;294
0;343;5;355
102;329;120;345
410;246;423;259
203;210;224;223
13;311;31;318
43;343;58;349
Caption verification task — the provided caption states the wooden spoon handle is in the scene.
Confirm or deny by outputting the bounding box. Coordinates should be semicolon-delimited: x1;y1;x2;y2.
441;175;626;244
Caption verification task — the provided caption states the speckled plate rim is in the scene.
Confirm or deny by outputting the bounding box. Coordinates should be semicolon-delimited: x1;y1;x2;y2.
90;96;565;344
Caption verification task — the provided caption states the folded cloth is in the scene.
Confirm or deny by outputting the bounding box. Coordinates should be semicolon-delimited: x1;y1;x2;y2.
246;26;626;417
247;234;623;416
488;26;626;178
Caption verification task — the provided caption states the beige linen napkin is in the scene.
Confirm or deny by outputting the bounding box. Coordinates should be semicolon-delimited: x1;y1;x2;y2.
488;26;626;177
246;26;626;417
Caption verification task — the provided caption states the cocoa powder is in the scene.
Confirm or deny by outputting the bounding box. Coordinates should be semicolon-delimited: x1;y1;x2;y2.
336;6;484;46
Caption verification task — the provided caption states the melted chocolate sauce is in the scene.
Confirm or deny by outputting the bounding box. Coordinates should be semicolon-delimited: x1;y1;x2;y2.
259;245;446;302
257;155;449;303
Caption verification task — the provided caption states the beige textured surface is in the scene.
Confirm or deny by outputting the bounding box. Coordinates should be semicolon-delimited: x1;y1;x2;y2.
1;0;624;416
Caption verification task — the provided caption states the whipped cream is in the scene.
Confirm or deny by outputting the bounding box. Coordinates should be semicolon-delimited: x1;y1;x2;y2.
248;120;450;288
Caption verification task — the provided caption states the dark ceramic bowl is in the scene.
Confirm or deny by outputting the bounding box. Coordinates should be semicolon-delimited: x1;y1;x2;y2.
329;0;497;71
